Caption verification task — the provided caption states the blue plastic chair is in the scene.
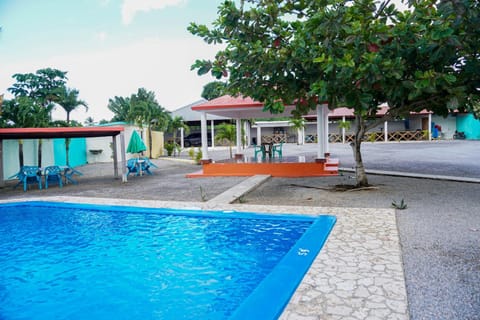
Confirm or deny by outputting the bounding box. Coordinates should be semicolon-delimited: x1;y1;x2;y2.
126;158;140;176
44;166;63;189
13;166;42;192
63;166;83;184
140;157;158;175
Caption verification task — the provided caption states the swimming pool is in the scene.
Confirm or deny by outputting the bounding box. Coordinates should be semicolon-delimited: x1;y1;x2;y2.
0;201;335;319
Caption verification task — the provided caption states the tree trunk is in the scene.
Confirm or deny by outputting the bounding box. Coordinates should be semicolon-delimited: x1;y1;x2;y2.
65;138;70;166
37;139;43;168
148;126;153;158
19;140;24;168
351;114;369;187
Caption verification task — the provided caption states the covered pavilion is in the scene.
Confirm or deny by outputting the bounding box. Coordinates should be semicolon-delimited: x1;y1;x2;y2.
188;95;338;177
0;126;128;187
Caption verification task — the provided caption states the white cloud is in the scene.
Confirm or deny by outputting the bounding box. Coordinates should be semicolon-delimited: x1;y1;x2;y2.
0;36;221;123
121;0;187;25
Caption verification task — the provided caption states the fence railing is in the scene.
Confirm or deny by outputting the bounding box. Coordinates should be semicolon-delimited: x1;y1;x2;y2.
302;130;429;143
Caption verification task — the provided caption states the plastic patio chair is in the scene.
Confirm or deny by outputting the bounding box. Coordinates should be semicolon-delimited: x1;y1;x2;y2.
63;166;83;184
140;157;158;175
253;144;265;159
14;166;42;192
272;142;284;158
44;165;63;189
126;158;140;176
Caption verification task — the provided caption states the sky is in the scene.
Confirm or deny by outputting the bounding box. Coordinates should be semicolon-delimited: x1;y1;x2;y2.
0;0;225;123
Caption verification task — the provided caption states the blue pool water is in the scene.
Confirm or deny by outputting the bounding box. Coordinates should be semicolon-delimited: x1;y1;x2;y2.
0;201;335;320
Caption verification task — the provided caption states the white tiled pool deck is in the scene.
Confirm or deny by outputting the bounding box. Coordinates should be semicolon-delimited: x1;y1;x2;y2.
1;197;409;319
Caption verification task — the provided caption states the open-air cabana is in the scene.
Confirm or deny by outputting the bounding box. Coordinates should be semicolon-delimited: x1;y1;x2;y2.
0;126;128;187
188;95;338;178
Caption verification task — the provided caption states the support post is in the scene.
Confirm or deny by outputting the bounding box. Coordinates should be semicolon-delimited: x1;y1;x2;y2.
180;127;184;149
342;116;346;144
235;118;242;157
210;120;215;149
244;121;250;146
119;131;127;182
257;125;261;145
323;104;329;157
0;139;4;188
384;121;388;142
316;105;326;161
112;135;118;178
428;113;432;141
200;112;210;161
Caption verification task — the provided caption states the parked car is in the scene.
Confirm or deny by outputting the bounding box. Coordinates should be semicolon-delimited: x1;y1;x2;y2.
183;133;212;147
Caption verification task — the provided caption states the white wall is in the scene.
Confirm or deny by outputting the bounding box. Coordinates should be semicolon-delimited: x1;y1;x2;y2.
3;139;55;180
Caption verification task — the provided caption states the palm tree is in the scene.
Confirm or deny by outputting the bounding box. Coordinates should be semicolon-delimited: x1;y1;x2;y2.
58;87;88;125
108;96;131;122
289;117;306;145
168;116;190;155
129;88;169;158
84;116;95;126
58;87;88;166
215;123;236;158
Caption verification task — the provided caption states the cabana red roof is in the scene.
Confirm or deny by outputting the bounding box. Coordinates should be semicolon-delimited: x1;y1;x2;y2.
0;126;124;140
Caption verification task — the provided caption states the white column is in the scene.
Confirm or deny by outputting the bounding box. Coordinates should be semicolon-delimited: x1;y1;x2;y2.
428;113;432;141
342;116;346;144
119;131;127;182
257;125;261;145
200;112;209;160
210;120;215;149
180;127;184;149
384;121;388;142
244;121;250;146
236;118;242;154
112;135;118;178
0;139;4;188
323;104;329;155
301;127;305;145
316;105;326;159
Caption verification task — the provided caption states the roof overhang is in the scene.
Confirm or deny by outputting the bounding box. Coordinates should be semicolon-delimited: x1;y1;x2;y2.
192;95;318;119
0;126;125;140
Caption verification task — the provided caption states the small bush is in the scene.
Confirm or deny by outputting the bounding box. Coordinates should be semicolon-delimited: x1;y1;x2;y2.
392;199;408;210
165;142;175;156
195;148;202;164
188;147;195;160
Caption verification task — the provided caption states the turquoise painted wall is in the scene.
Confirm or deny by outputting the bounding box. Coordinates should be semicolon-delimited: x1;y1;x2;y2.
53;138;87;167
456;114;480;140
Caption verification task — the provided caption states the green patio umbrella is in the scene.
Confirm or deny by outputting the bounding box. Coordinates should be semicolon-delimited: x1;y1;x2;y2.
127;130;147;155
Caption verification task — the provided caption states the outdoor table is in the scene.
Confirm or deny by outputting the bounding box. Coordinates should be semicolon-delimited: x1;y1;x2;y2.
261;142;273;158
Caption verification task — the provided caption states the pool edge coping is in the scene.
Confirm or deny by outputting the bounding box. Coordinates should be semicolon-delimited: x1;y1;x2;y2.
0;196;409;319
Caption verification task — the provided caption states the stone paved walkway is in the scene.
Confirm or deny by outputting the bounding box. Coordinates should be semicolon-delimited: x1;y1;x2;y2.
1;197;409;319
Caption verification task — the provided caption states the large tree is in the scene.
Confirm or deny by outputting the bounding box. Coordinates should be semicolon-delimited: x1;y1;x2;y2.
8;68;68;167
113;88;170;158
189;0;480;187
1;96;52;166
108;96;131;122
201;81;227;100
